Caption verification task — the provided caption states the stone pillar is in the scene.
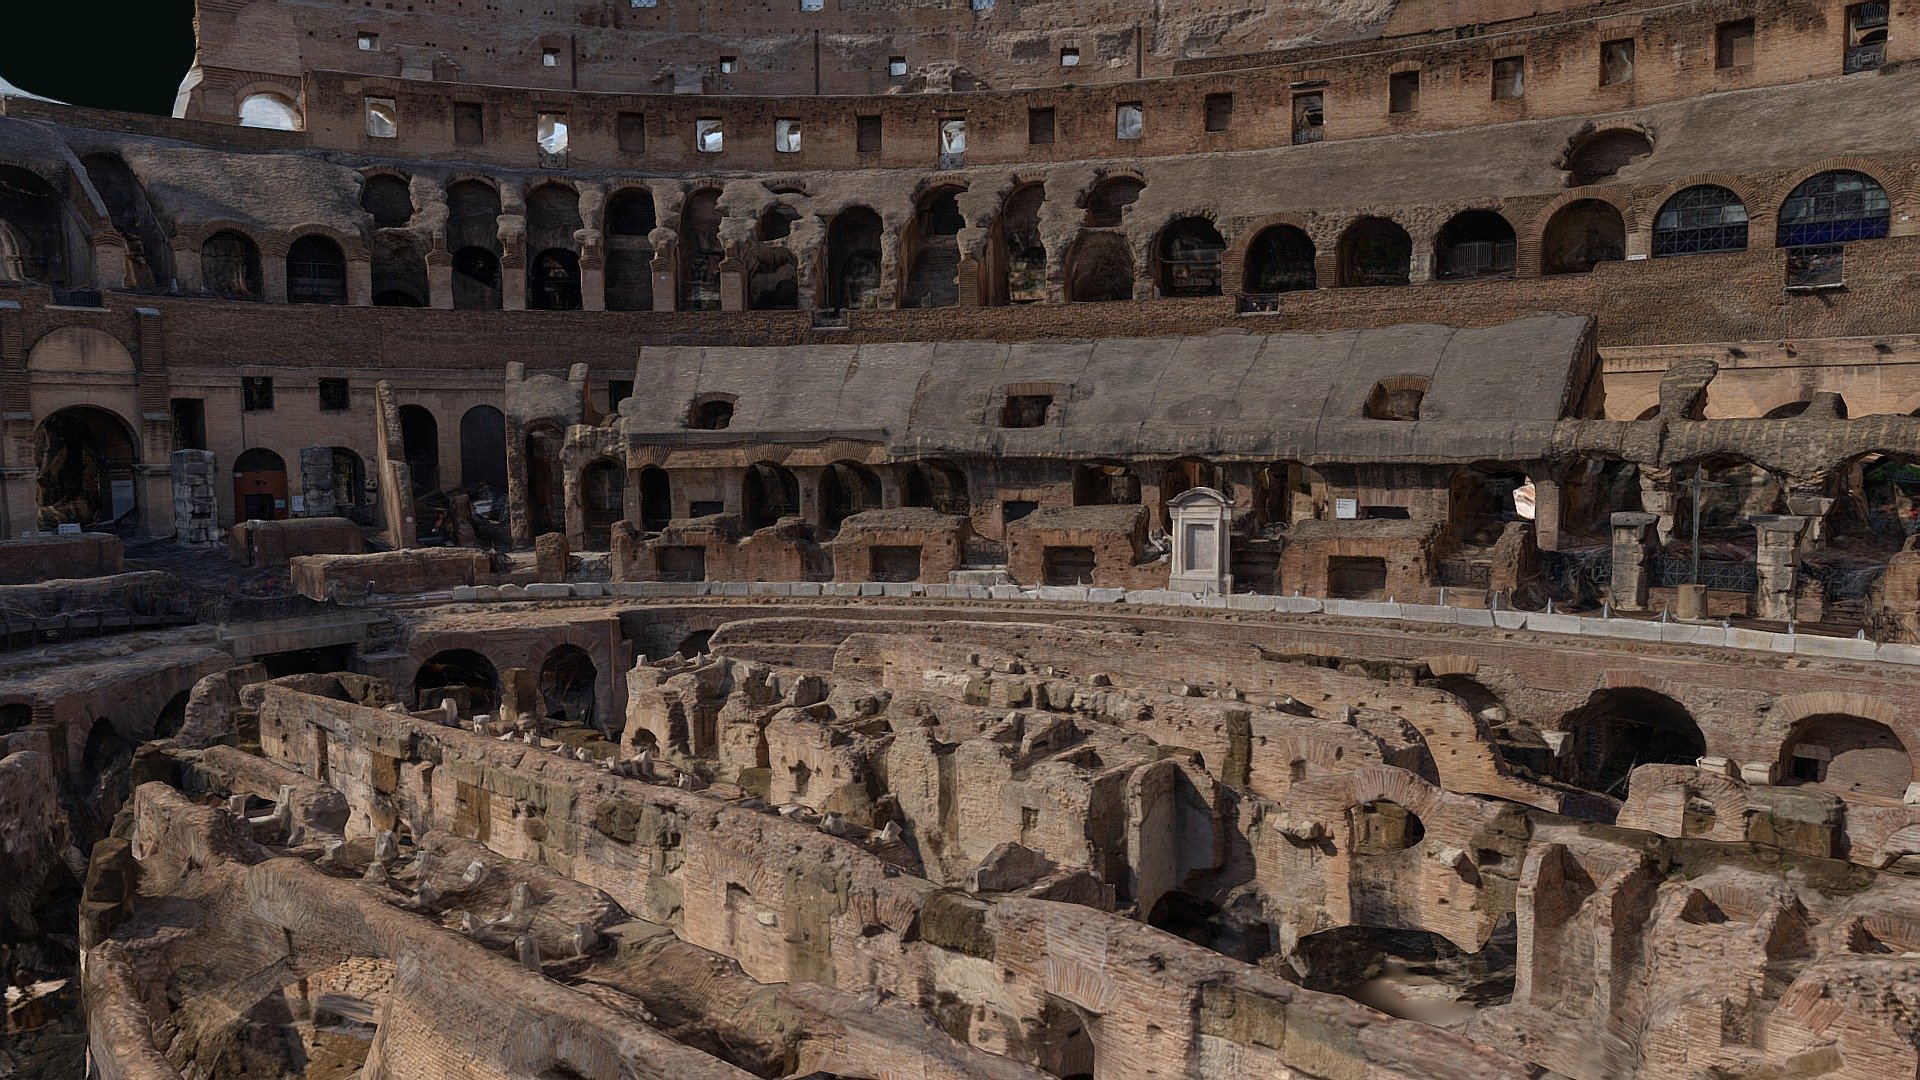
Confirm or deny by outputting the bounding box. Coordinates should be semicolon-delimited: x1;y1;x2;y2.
535;531;571;582
581;258;607;312
1785;491;1835;549
1752;514;1807;623
262;256;289;304
1407;243;1433;285
500;255;527;310
371;381;417;550
1167;487;1232;594
347;258;374;306
794;466;826;532
299;446;337;517
427;251;454;310
170;450;221;544
1608;511;1658;611
1529;475;1562;551
1640;477;1676;545
651;253;677;313
92;233;130;292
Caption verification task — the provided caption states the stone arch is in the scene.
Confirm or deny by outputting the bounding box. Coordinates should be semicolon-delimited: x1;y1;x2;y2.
539;643;599;726
902;184;965;308
460;405;508;491
200;228;264;300
286;234;348;305
1433;209;1516;281
820;461;882;536
1780;714;1910;798
237;90;302;130
33;405;140;530
360;173;414;228
1650;183;1752;257
1240;222;1316;295
233;447;288;523
1336;217;1411;287
1559;687;1706;797
447;179;503;309
1080;175;1145;228
1561;128;1653;187
902;459;969;516
994;182;1047;305
1541;198;1626;275
823;205;883;311
1776;169;1891;248
1154;215;1226;297
742;462;800;530
414;648;499;712
398;405;440;494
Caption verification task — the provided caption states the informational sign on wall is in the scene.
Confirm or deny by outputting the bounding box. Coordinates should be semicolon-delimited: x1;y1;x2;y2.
1334;498;1358;519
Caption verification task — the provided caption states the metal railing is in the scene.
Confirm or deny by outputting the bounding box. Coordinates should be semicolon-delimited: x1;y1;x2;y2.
1648;554;1757;593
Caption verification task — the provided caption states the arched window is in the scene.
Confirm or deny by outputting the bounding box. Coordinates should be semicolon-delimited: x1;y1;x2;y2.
286;236;347;305
539;645;599;725
415;649;498;712
526;184;582;310
1337;218;1411;287
1243;225;1316;295
825;207;883;311
1541;199;1625;274
238;92;301;130
361;174;414;228
687;397;734;430
1652;186;1748;257
1434;211;1515;280
459;405;507;491
233;447;289;523
447;180;502;310
1364;376;1430;421
34;406;139;529
201;231;263;300
1156;217;1225;297
903;188;965;308
1777;170;1890;248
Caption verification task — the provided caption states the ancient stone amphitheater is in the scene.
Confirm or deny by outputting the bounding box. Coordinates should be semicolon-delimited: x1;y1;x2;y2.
5;0;1920;1076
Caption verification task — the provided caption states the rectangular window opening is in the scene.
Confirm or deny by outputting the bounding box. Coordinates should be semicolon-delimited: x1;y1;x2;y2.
856;114;883;153
1204;92;1233;132
1000;393;1052;428
357;32;379;51
365;97;397;139
318;378;350;412
938;118;967;167
453;102;484;145
542;47;561;67
696;117;724;153
242;377;275;413
616;111;646;152
171;398;207;451
536;112;569;159
1115;102;1143;140
1060;47;1080;67
888;56;907;77
1028;106;1055;145
608;380;635;410
719;55;737;74
1491;56;1524;99
800;0;823;9
1291;92;1324;143
1716;19;1755;68
1600;38;1635;85
1389;70;1420;113
1846;3;1887;71
1042;546;1097;586
870;546;923;583
775;118;802;153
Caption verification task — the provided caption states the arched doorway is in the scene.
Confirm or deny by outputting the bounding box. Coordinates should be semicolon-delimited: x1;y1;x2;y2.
448;179;504;309
232;447;288;523
34;406;139;530
1781;714;1909;798
580;460;625;549
639;466;672;532
1434;210;1516;280
414;649;498;713
1243;225;1316;295
452;247;502;309
1338;217;1411;287
1156;217;1226;296
820;461;881;536
903;187;964;308
459;405;508;492
330;447;368;522
903;460;969;516
398;405;440;494
997;183;1047;304
287;236;348;304
1448;465;1533;547
825;207;883;311
1541;200;1625;275
1073;461;1141;505
201;230;263;299
539;644;599;727
741;462;799;530
154;690;190;739
1560;688;1706;797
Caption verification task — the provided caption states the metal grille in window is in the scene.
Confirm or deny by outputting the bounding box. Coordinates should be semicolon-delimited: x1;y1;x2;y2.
1437;560;1492;588
1648;555;1756;592
1652;186;1749;256
1777;171;1889;248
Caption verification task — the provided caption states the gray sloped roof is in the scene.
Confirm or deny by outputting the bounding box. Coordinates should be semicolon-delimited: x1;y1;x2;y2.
622;312;1592;464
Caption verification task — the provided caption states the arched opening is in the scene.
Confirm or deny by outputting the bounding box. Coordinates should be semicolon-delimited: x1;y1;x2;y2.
1434;210;1515;281
539;644;598;726
639;466;672;531
330;447;368;522
741;462;799;530
398;405;440;494
676;629;713;658
1562;128;1652;187
1364;376;1431;421
605;189;656;311
680;189;724;311
687;397;734;430
81;152;174;288
414;649;498;713
201;230;263;300
820;461;882;536
1295;924;1515;1023
903;460;969;515
233;447;288;523
746;248;797;310
1037;996;1097;1080
1560;687;1706;797
1254;461;1321;528
997;183;1047;305
238;92;302;130
34;406;138;530
0;166;65;285
459;405;508;492
581;460;625;549
1541;199;1626;275
1242;224;1316;295
825;206;883;311
529;249;581;311
154;690;190;740
524;424;565;536
902;187;964;308
83;717;134;780
1156;217;1226;297
1777;170;1891;248
1653;186;1749;257
360;174;414;229
1337;217;1411;287
447;180;503;309
286;235;348;305
1556;457;1643;544
1781;714;1909;798
1065;232;1134;302
1447;465;1532;547
1073;461;1141;506
0;704;32;738
1349;799;1424;854
452;247;501;310
1082;177;1144;228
